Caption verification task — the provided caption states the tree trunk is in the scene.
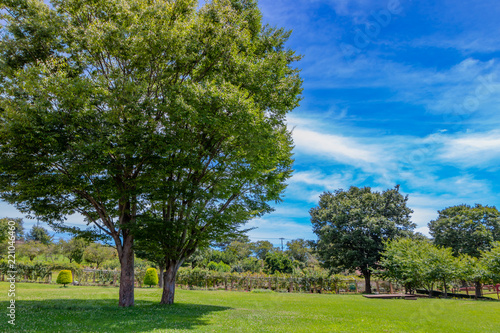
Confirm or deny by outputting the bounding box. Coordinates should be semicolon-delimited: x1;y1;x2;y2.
118;238;135;307
475;281;482;299
363;271;372;294
161;261;180;305
158;265;164;288
443;279;448;298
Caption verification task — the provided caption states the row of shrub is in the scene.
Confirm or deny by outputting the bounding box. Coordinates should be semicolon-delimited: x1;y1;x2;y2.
2;260;383;293
175;267;373;293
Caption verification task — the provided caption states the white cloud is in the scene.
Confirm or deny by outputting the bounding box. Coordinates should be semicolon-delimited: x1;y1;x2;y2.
292;128;381;164
246;217;316;243
440;131;500;166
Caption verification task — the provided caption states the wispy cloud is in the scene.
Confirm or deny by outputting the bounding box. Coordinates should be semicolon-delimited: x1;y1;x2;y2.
439;130;500;167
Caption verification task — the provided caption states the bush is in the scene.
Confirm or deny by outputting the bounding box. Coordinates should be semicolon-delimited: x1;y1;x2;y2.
56;270;73;287
144;268;159;287
217;262;231;272
207;261;218;271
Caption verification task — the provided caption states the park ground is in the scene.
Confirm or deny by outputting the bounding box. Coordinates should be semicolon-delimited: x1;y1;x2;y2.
0;282;499;332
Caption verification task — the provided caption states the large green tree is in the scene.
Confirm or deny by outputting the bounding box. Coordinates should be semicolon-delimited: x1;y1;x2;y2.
310;186;415;293
429;204;500;297
0;0;300;306
129;0;301;303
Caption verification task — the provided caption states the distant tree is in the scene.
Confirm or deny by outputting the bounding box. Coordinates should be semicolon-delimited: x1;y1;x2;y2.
58;238;88;264
134;240;166;288
225;240;255;262
429;204;500;297
17;241;47;261
429;204;500;257
26;225;53;245
0;218;24;241
83;243;115;268
286;239;313;264
311;186;415;293
240;257;263;273
264;251;293;274
207;261;219;271
253;241;277;260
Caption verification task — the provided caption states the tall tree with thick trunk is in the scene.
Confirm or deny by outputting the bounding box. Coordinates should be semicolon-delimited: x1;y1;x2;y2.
310;186;415;294
0;0;302;306
131;0;302;305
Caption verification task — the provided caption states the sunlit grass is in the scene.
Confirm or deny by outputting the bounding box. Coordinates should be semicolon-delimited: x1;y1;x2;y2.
1;282;499;332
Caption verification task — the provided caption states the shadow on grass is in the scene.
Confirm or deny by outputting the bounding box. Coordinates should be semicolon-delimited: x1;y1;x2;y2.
0;299;231;332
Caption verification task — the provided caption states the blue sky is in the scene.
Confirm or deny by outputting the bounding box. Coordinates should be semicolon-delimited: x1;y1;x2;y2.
244;0;500;244
2;0;500;246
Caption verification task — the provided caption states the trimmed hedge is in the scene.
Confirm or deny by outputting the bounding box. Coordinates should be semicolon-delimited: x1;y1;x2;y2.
144;268;159;287
56;270;73;287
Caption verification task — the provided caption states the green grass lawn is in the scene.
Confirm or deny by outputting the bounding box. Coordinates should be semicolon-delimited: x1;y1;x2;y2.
1;282;499;332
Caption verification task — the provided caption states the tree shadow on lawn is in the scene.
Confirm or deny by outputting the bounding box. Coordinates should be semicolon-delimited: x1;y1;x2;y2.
0;299;231;332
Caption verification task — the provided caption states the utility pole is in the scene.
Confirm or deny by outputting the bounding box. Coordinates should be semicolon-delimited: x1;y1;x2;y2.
279;237;285;251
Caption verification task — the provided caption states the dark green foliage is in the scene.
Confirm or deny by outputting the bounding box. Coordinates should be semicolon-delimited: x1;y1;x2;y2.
429;204;500;258
310;186;415;293
254;241;277;260
286;239;313;264
144;268;159;287
56;270;73;287
26;225;53;245
264;251;293;274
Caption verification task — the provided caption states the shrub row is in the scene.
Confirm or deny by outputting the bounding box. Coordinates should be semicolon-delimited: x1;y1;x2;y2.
175;267;368;293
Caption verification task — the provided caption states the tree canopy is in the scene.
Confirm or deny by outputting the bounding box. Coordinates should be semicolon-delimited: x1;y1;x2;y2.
429;204;500;258
310;186;415;293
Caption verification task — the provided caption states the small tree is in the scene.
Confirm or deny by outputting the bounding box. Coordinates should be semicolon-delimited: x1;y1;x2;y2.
217;262;231;273
420;245;458;298
483;242;500;283
379;238;431;294
17;241;47;261
83;243;115;268
429;204;500;298
56;270;73;287
144;268;159;288
59;238;88;264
